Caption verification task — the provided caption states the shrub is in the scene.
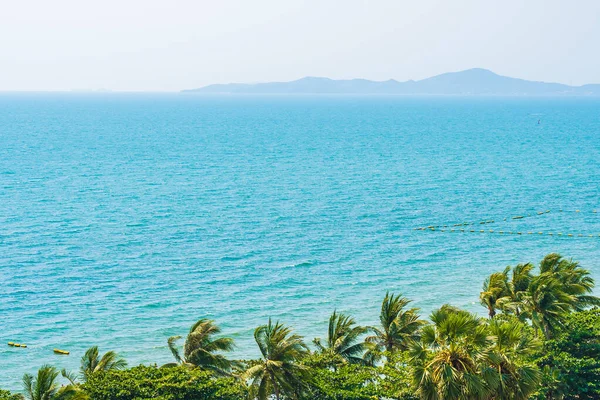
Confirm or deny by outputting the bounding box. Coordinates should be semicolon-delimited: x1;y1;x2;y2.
82;365;247;400
304;364;380;400
0;390;23;400
536;308;600;399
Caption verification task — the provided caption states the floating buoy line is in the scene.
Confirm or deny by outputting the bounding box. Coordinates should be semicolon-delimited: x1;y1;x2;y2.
414;208;599;238
417;227;600;238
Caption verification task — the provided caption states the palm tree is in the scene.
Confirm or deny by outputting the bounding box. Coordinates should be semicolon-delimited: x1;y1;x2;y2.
539;253;600;310
480;268;510;318
481;263;535;318
23;366;60;400
365;292;424;364
500;263;535;316
521;274;575;339
513;254;600;339
313;310;368;367
409;305;496;400
23;366;83;400
244;319;309;400
80;346;126;381
487;318;541;400
60;347;126;384
166;318;235;374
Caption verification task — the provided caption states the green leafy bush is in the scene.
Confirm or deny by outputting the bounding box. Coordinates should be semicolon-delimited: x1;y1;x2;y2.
304;364;380;400
82;365;247;400
300;351;416;400
536;308;600;399
0;390;23;400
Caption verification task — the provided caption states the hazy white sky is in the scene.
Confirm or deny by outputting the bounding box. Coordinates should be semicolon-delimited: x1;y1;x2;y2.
1;0;599;91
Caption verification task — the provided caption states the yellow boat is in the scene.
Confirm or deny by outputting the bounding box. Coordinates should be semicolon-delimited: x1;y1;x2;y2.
54;349;70;355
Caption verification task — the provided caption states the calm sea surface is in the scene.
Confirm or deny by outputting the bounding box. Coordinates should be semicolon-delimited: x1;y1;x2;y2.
1;94;599;389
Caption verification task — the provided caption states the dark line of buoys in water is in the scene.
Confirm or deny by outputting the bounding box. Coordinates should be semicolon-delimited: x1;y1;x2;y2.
7;342;26;348
414;208;597;231
417;227;600;238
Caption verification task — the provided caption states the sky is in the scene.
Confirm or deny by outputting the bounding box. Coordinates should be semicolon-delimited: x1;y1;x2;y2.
1;0;599;91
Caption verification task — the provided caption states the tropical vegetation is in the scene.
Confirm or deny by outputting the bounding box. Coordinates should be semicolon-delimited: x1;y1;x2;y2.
364;292;424;364
244;318;310;400
164;318;236;375
2;253;598;400
313;311;368;368
61;346;127;384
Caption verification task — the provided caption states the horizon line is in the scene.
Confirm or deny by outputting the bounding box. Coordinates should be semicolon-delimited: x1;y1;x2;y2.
3;68;600;93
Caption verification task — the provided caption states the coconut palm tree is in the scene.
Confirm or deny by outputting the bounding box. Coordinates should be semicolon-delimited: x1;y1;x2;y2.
481;263;535;318
365;292;424;364
60;346;126;384
80;346;126;381
409;305;496;400
244;319;309;400
539;253;600;310
480;267;510;318
500;263;535;316
23;366;60;400
166;318;235;375
23;366;83;400
513;254;600;338
520;274;575;339
486;318;541;400
313;310;368;367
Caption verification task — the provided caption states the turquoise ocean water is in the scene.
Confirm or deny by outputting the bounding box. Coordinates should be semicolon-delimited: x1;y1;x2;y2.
1;94;599;389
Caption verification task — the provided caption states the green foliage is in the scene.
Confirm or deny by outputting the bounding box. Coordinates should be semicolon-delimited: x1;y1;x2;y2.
486;318;542;400
166;319;235;374
79;346;127;382
480;253;600;339
303;364;380;400
480;267;511;318
302;351;346;370
22;365;60;400
60;346;127;385
409;306;541;400
313;311;368;367
21;365;84;400
82;365;246;400
365;292;424;364
245;319;310;400
409;306;495;399
0;389;24;400
300;351;416;400
535;308;600;399
378;352;418;400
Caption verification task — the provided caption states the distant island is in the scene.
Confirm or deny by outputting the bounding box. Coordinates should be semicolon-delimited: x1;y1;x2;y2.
183;68;600;95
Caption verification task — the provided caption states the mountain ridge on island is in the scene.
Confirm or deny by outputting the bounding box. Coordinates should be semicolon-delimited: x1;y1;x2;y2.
182;68;600;95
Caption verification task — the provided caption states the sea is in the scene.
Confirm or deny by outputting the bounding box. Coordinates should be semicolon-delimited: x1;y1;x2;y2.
1;94;599;389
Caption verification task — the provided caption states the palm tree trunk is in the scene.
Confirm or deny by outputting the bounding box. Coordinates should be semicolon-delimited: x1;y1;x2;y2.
270;371;280;400
542;323;551;340
386;342;393;364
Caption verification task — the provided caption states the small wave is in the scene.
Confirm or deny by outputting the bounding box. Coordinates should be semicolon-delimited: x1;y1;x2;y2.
220;251;258;262
291;261;314;268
